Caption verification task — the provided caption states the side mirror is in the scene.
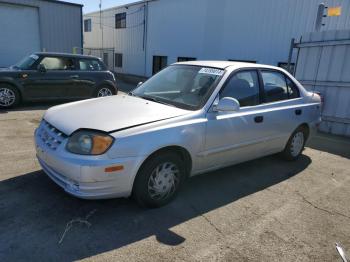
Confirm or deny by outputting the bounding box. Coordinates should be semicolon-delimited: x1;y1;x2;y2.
137;82;143;88
213;97;240;112
37;64;46;73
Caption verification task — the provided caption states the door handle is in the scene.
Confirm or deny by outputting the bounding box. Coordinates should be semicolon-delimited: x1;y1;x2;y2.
295;109;302;115
254;116;264;123
70;75;79;79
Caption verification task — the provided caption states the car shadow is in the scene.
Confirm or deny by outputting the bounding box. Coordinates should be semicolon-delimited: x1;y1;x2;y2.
307;132;350;159
0;154;311;261
0;101;65;113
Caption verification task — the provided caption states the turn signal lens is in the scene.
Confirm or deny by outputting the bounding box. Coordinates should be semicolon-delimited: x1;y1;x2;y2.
91;135;113;155
105;165;124;172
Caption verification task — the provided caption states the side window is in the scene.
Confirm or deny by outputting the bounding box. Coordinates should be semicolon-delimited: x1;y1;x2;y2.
220;70;260;107
286;77;300;99
40;57;75;70
78;59;103;71
261;71;288;103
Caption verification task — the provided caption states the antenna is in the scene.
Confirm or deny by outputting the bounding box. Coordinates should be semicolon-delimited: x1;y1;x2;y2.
100;0;104;48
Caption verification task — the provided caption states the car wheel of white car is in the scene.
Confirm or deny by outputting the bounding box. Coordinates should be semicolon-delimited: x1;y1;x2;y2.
0;84;20;109
133;152;185;208
282;126;307;161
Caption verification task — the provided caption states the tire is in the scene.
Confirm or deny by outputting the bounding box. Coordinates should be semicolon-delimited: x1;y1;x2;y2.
0;84;20;109
281;126;307;161
94;85;116;98
133;152;186;208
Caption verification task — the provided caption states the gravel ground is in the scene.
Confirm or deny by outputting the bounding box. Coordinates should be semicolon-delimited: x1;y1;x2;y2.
0;94;349;262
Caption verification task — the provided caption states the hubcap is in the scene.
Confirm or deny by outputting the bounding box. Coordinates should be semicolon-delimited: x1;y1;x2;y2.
148;162;180;201
97;87;113;97
290;131;304;157
0;88;15;107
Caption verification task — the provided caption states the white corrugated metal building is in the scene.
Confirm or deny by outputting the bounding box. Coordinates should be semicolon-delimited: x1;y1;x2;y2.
83;0;349;77
0;0;83;67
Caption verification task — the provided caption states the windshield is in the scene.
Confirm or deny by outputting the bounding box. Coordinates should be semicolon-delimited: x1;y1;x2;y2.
14;54;39;70
132;65;224;110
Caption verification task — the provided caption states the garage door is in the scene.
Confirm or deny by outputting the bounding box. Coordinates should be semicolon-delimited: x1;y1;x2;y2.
0;3;41;67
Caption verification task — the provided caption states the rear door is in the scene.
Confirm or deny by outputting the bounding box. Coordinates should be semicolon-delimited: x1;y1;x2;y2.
22;56;77;99
256;69;304;152
69;58;106;98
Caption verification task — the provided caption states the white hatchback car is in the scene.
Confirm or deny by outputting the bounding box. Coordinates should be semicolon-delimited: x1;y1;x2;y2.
34;61;321;207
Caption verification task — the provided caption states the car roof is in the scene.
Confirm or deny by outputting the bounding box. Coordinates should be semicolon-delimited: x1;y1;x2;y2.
174;60;283;71
34;52;101;60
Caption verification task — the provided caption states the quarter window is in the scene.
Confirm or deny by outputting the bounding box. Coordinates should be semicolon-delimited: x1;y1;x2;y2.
286;77;300;99
78;59;103;71
220;70;260;107
39;57;75;70
115;13;126;29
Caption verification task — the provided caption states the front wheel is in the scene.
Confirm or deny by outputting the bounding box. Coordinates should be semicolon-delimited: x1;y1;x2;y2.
133;152;185;208
281;127;307;161
95;86;116;98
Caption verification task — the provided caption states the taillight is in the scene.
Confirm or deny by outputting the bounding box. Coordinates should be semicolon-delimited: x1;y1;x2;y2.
315;91;324;105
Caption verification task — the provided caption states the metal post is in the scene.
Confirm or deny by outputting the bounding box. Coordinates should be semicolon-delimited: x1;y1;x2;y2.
100;0;104;49
315;3;326;32
287;38;295;73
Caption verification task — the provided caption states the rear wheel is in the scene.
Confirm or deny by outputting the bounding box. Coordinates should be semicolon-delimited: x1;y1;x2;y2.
133;152;185;208
281;127;307;161
95;85;116;98
0;84;20;109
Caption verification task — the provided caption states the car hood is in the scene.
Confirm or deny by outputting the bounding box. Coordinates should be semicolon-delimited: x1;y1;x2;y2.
44;95;191;135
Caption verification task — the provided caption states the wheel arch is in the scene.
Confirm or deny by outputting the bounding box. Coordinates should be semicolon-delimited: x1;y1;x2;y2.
95;81;118;95
298;123;310;140
136;145;193;179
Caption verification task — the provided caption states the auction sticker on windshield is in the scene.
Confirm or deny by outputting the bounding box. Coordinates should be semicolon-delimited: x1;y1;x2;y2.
199;68;224;76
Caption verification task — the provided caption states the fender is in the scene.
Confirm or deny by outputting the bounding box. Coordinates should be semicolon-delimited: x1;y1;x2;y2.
95;80;118;94
0;77;23;96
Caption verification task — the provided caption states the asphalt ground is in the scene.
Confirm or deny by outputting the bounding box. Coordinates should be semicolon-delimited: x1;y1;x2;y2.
0;87;349;261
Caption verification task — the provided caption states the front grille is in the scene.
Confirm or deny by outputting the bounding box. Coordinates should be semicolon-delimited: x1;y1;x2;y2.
37;120;68;150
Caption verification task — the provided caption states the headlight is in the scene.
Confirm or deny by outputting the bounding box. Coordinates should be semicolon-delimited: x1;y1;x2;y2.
66;130;114;155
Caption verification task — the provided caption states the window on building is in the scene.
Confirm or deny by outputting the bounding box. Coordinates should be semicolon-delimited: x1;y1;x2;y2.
39;57;75;70
153;56;167;75
78;59;104;71
220;70;260;107
228;59;257;63
103;53;109;67
278;62;295;74
115;53;123;68
84;19;92;32
115;13;126;29
177;57;197;62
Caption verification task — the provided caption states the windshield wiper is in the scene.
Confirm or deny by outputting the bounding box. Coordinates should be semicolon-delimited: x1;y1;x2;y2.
137;95;176;107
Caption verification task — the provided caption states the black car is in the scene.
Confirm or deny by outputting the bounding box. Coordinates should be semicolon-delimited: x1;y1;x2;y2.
0;52;118;108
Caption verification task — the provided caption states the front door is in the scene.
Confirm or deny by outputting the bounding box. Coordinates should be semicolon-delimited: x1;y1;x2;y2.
201;70;269;171
22;56;76;100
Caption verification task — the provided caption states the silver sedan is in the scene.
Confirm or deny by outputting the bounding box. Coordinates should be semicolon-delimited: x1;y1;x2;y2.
34;61;321;207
